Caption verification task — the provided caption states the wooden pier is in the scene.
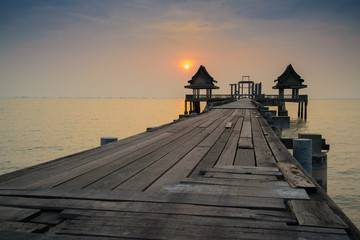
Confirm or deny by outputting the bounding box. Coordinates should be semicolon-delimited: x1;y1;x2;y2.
0;99;358;239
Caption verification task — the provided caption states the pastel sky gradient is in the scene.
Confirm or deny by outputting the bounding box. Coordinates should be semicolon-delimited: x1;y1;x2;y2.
1;0;359;98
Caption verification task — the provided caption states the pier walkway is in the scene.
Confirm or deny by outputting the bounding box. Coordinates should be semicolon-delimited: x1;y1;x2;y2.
0;99;358;239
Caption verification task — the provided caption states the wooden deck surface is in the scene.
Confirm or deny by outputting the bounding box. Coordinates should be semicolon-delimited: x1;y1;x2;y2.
0;99;358;239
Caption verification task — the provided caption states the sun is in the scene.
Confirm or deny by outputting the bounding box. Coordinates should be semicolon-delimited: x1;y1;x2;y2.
181;60;193;70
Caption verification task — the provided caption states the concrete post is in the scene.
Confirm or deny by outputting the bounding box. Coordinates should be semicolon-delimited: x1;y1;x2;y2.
293;138;312;175
101;137;118;146
299;133;327;191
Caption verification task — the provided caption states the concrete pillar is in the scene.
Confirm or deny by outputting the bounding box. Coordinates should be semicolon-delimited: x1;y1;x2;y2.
259;82;262;95
278;102;288;116
293;138;312;175
101;137;118;146
299;133;327;191
193;101;201;114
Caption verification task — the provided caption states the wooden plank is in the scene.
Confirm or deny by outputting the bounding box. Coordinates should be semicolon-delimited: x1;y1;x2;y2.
0;221;48;233
197;109;236;147
61;209;348;236
239;109;252;138
57;216;349;240
180;177;291;188
0;230;119;240
225;121;232;129
0;206;40;221
215;115;243;166
288;200;348;229
162;183;310;200
189;129;231;177
238;137;253;149
234;148;255;166
251;112;277;167
0;196;294;222
0;188;285;209
205;166;282;176
142;146;210;192
277;162;316;190
204;171;279;180
30;211;63;225
197;109;227;128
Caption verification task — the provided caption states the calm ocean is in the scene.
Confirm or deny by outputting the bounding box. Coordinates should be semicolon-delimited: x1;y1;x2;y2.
0;98;359;227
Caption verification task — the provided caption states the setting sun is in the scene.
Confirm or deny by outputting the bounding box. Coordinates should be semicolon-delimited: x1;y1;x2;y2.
181;60;193;70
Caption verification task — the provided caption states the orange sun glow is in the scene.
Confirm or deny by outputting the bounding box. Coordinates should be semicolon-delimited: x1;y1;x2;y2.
181;60;193;70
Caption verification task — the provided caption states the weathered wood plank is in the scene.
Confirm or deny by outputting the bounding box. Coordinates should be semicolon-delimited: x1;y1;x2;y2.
238;137;253;149
57;216;349;240
189;111;241;176
240;109;252;138
197;109;236;147
180;177;290;188
0;188;285;209
215;115;244;166
0;196;294;222
162;183;310;200
288;200;348;229
225;121;232;129
251;112;277;167
204;166;282;176
142;146;209;192
61;209;348;236
0;221;48;233
0;206;40;221
30;211;63;225
277;162;316;190
204;171;279;180
234;148;255;166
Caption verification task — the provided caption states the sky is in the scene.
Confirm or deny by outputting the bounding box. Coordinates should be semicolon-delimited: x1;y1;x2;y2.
1;0;360;98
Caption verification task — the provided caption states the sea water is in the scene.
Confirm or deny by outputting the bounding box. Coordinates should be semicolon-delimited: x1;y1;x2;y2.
0;98;359;227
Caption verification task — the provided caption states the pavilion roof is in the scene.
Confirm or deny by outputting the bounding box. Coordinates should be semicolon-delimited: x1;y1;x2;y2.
273;64;307;89
185;65;219;89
